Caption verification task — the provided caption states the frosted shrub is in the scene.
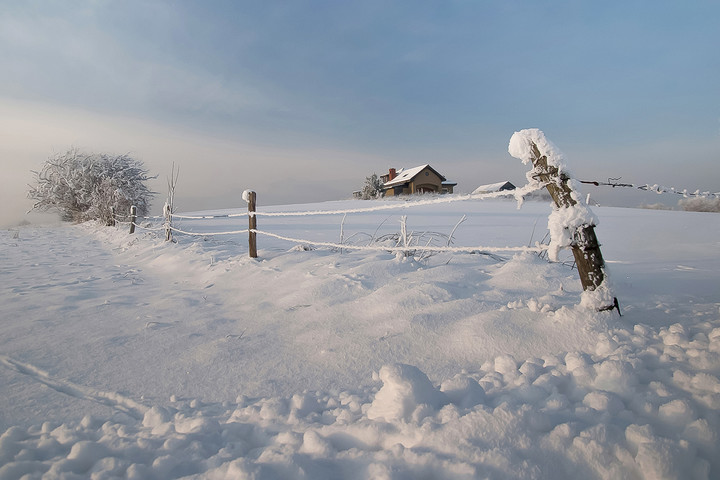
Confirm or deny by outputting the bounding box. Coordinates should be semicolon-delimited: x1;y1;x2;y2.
678;197;720;213
28;149;155;224
360;173;383;199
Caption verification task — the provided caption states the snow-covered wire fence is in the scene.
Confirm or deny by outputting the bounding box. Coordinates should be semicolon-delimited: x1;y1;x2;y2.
578;178;720;199
120;181;551;260
249;188;535;217
196;184;550;259
115;128;720;313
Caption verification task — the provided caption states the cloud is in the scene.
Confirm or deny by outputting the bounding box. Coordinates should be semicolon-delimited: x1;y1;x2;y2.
0;2;276;134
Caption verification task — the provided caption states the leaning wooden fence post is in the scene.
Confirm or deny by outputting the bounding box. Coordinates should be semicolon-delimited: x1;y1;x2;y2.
527;141;607;290
510;130;618;313
129;205;137;234
246;191;258;258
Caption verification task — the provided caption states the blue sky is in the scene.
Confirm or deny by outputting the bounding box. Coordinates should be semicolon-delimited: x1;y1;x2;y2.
1;0;718;224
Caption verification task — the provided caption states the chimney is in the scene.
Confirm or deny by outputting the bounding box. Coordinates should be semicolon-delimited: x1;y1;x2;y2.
388;168;396;181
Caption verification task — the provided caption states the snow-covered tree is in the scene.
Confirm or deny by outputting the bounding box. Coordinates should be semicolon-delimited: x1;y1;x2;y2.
28;148;156;224
360;173;384;199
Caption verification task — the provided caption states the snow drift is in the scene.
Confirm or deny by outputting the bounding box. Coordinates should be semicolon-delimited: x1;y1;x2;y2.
1;197;719;479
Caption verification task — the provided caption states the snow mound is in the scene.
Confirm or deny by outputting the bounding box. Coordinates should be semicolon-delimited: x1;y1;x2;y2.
3;318;719;480
367;364;448;422
2;315;720;479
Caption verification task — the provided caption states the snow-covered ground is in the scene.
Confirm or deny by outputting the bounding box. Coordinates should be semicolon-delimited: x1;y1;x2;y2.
1;197;719;479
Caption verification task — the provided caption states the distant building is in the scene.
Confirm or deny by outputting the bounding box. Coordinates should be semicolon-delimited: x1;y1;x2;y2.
472;181;516;194
380;165;457;196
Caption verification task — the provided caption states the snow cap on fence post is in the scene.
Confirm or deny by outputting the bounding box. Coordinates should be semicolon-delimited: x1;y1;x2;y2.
129;205;137;234
509;129;566;170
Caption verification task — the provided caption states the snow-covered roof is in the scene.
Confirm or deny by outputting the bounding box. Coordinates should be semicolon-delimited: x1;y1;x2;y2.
472;181;515;194
384;164;446;188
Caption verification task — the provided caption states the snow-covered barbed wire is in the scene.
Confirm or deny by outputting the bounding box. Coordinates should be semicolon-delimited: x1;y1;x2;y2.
138;219;543;258
113;213;164;221
137;218;547;255
246;187;541;218
579;178;720;198
168;226;250;237
169;213;233;220
159;181;543;224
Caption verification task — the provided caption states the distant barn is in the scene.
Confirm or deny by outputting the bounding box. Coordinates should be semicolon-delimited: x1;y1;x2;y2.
472;181;516;195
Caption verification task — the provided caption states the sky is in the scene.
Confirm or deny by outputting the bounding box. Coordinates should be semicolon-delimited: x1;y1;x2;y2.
1;0;718;226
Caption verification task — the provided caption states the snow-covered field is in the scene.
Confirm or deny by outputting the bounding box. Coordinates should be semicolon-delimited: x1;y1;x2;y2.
1;197;719;479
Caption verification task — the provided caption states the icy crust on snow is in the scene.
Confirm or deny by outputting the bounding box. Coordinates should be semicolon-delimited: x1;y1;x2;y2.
2;320;720;479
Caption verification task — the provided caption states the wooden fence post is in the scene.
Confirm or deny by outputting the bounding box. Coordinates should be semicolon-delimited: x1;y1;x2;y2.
526;141;619;312
164;203;172;242
109;207;116;227
247;191;257;258
129;205;137;234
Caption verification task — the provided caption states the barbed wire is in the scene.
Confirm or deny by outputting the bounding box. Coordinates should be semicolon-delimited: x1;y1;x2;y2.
167;225;249;236
124;174;715;252
248;188;535;217
578;177;719;198
169;213;234;220
112;213;165;221
162;190;522;222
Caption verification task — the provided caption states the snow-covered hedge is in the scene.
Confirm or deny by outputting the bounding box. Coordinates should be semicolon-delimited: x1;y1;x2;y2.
28;149;155;224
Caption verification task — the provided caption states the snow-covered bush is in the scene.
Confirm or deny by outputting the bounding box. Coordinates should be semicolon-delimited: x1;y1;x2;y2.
640;203;673;211
678;197;720;213
360;173;384;199
28;148;155;224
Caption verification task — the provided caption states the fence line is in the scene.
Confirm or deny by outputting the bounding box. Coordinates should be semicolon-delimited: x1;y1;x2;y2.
119;181;548;257
120;177;719;242
117;177;718;227
121;217;544;255
116;129;719;313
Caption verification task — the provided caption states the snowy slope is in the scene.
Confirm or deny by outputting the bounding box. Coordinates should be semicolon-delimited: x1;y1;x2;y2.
1;198;719;479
